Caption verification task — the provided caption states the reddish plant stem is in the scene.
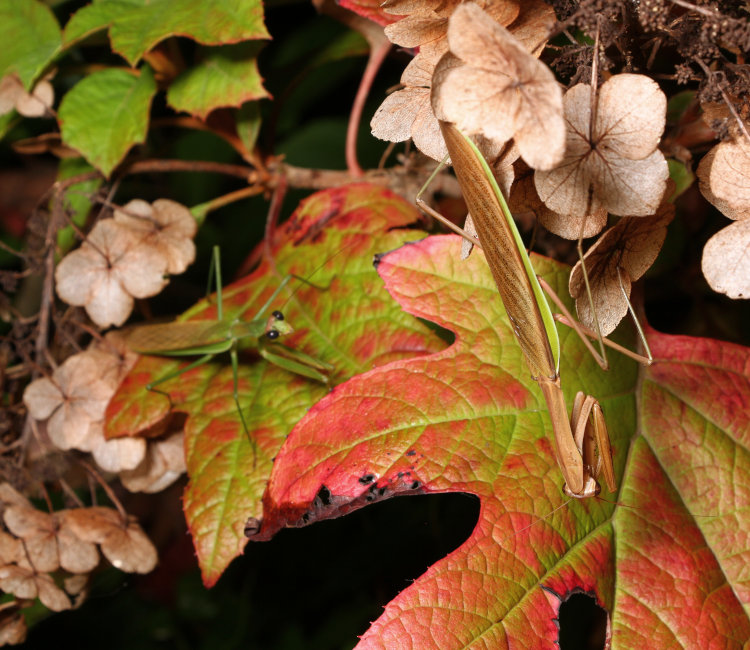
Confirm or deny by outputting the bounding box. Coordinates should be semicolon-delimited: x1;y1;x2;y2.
346;39;392;177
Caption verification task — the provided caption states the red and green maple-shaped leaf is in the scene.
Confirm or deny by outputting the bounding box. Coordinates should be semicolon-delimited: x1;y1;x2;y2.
249;235;750;648
106;184;445;586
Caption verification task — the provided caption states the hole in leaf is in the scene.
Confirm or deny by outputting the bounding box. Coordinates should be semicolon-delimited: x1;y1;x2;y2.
558;591;607;650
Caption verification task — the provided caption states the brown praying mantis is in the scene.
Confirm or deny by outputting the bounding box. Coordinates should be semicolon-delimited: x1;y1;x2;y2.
125;246;333;459
416;120;652;498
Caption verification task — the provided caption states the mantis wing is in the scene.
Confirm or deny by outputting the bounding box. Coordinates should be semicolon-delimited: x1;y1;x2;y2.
439;121;560;379
125;321;234;354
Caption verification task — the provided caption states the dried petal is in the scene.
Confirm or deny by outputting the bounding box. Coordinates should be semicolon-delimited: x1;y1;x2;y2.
702;139;750;221
56;515;99;574
0;76;25;116
371;54;448;161
701;219;750;299
0;532;24;566
90;434;147;473
570;201;675;334
120;432;186;493
432;3;565;170
697;147;740;220
3;506;59;573
35;573;72;612
23;377;62;421
15;79;54;118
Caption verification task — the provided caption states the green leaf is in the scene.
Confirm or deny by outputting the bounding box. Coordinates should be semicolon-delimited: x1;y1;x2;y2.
167;43;268;120
236;101;261;154
0;111;17;140
668;157;695;200
0;0;61;89
106;184;446;585
55;158;102;254
58;66;156;177
64;0;269;66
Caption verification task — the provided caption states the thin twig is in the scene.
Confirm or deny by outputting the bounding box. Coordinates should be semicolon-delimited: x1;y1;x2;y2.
77;458;128;520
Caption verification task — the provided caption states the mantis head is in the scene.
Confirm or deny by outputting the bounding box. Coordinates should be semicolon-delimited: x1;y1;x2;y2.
264;310;293;341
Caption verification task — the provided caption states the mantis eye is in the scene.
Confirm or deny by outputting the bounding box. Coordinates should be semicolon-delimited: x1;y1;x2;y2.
266;329;280;340
272;310;284;321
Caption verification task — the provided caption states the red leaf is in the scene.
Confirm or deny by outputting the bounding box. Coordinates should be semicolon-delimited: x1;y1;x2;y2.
251;235;750;646
107;184;445;585
338;0;398;28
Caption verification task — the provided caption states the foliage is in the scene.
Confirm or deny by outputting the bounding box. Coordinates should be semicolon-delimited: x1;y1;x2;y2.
1;0;749;647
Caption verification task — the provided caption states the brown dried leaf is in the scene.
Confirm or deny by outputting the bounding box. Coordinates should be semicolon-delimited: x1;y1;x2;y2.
63;508;157;574
120;431;186;493
113;199;197;275
702;219;750;299
535;75;669;217
55;219;169;328
431;3;564;170
570;200;675;335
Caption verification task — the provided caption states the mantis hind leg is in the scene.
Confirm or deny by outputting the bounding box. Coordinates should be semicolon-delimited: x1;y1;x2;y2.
230;343;257;468
258;345;331;383
537;275;652;368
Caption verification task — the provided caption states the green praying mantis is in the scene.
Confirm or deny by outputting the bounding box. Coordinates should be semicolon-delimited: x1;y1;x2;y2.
125;246;333;459
417;120;652;498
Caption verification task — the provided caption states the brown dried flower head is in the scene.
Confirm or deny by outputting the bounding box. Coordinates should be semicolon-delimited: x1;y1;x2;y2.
55;219;169;328
113;199;197;275
431;3;565;171
535;74;669;218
